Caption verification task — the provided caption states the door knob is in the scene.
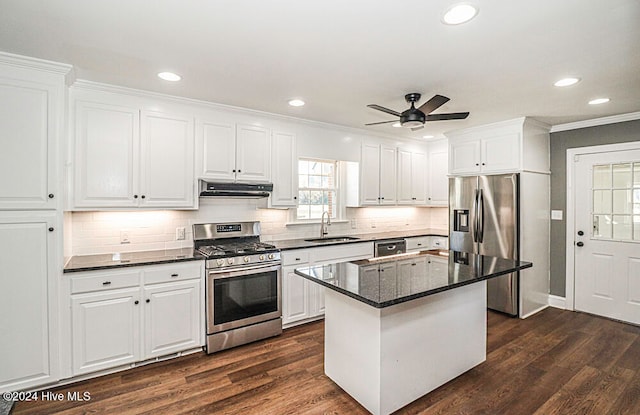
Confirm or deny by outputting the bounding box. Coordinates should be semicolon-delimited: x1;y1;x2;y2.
576;241;584;247
577;230;584;236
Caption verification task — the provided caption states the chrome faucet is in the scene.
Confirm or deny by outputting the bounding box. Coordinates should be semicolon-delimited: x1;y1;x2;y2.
320;211;331;238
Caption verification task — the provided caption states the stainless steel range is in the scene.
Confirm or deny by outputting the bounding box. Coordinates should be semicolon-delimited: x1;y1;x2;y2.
193;221;282;353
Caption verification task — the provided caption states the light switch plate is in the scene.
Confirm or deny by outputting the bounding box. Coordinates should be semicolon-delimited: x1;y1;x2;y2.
551;210;563;220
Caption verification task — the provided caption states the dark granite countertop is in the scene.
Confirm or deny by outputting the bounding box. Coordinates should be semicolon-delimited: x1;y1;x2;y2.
294;250;532;308
63;248;203;273
271;228;448;251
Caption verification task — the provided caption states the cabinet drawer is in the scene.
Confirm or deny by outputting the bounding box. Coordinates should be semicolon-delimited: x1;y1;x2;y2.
281;250;310;266
311;242;373;264
406;237;430;251
431;237;448;249
71;270;140;294
143;262;202;285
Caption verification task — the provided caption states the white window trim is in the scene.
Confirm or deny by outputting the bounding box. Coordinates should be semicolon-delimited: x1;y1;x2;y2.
291;157;346;224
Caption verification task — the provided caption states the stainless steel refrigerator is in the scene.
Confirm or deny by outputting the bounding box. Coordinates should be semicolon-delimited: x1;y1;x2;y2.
449;173;519;316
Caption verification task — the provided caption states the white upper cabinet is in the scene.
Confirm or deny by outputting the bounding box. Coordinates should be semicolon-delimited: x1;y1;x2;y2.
270;131;297;207
397;149;427;205
359;144;397;206
427;140;449;205
0;55;69;210
139;111;194;208
446;117;550;176
74;101;139;208
198;121;271;183
71;92;196;209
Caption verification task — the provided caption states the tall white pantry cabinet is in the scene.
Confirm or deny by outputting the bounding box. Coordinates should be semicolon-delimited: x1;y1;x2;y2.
0;52;70;392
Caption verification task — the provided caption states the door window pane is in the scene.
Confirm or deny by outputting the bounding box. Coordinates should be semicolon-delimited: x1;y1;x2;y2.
593;215;612;238
612;189;632;214
634;163;640;187
593;190;611;214
612;215;632;240
593;165;611;189
635;216;640;241
613;163;632;188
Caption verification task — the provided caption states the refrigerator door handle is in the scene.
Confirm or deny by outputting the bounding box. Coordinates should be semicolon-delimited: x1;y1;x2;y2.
478;189;485;243
472;189;479;243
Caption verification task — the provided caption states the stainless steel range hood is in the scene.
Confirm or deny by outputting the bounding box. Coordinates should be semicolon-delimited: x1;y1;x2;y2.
199;180;273;198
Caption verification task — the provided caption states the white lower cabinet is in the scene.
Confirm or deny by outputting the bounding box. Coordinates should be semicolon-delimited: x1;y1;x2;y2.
282;242;373;328
65;262;203;377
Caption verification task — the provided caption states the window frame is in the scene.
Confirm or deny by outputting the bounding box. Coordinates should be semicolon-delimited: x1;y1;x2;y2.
294;157;343;222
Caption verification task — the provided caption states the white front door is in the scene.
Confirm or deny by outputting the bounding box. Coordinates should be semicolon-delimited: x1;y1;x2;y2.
573;149;640;325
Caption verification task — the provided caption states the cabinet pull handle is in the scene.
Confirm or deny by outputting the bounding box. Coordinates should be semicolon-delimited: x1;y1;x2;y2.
48;193;54;199
417;243;422;246
146;299;150;303
102;281;112;286
48;227;54;232
134;300;139;305
295;258;301;261
171;273;179;277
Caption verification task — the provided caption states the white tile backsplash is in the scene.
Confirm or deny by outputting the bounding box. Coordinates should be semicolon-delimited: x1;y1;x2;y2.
69;201;449;255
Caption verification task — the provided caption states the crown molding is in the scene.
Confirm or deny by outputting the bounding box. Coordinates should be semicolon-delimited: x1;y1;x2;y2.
0;51;72;75
550;112;640;133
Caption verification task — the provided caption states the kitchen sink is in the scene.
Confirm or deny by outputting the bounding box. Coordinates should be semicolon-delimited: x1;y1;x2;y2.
304;236;360;243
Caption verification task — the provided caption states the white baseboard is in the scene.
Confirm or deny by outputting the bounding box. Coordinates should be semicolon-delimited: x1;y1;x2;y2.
548;295;566;309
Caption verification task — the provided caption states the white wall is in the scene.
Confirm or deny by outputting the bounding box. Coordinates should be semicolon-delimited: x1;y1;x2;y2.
69;204;448;256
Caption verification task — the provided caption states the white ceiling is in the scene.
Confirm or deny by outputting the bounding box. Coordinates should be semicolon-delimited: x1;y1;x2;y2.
1;0;639;139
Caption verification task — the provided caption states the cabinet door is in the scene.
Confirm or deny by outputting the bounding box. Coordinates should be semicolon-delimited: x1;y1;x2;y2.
71;287;141;375
200;120;236;181
270;131;297;207
0;212;57;391
449;140;481;175
411;151;427;204
428;149;449;205
143;280;201;358
379;145;397;205
410;256;429;293
481;133;520;173
360;144;381;205
74;101;139;208
397;149;414;204
0;79;58;209
140;111;195;208
236;124;271;182
428;257;449;289
282;266;310;326
309;284;326;317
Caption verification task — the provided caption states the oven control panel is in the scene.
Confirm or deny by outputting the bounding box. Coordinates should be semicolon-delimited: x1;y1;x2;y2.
206;251;281;269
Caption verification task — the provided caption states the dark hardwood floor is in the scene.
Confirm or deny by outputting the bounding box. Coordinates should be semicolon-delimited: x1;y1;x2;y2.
13;308;640;414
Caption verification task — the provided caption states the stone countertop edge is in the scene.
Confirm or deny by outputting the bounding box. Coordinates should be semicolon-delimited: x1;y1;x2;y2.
272;228;448;251
63;249;204;273
294;260;533;309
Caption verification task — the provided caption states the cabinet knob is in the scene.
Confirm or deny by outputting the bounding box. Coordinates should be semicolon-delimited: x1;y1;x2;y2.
48;227;54;232
293;196;297;200
134;300;139;305
482;163;486;166
381;197;385;200
238;170;241;173
141;195;146;199
475;163;479;166
232;169;236;173
146;299;150;303
134;195;138;199
48;193;54;199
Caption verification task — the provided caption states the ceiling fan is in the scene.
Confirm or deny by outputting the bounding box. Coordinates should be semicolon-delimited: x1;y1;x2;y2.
365;93;469;131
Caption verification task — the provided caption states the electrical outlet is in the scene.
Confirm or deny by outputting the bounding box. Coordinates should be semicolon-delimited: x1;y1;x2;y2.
120;230;130;244
350;219;357;229
176;227;186;241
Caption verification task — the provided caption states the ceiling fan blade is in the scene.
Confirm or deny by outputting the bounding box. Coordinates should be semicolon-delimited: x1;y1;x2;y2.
367;104;402;117
365;120;398;126
411;125;424;131
417;95;450;114
426;112;470;121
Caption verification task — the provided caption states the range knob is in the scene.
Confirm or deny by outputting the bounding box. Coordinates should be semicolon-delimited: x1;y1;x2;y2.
227;257;234;265
268;253;275;260
216;259;224;266
244;256;250;263
259;254;265;261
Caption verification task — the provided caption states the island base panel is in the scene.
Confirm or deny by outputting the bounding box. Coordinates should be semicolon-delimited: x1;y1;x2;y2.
324;282;487;415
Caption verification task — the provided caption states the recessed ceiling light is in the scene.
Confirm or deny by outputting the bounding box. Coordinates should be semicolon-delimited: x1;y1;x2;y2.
392;122;402;128
422;135;434;139
157;72;181;82
288;99;305;107
588;98;610;105
554;77;580;87
442;3;478;25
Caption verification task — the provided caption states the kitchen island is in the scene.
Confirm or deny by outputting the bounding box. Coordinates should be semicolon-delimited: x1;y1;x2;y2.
295;250;532;415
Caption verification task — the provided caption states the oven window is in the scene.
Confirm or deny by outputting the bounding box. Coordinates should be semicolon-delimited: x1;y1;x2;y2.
213;270;278;326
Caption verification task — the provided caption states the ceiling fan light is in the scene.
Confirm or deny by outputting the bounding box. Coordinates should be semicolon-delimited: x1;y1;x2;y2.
442;3;478;25
402;120;423;128
392;122;402;128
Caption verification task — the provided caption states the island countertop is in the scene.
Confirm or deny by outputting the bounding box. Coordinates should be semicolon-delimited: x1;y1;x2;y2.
294;250;532;308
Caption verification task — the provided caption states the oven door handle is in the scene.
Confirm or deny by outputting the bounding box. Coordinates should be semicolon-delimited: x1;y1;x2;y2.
208;263;282;279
